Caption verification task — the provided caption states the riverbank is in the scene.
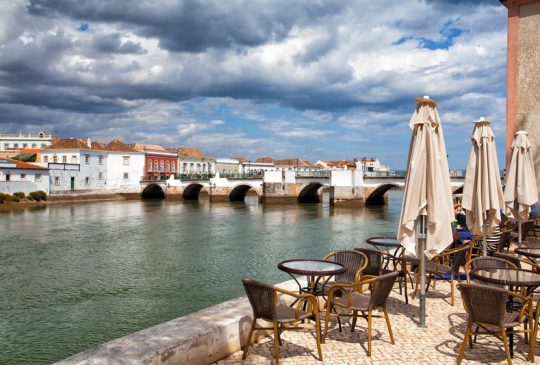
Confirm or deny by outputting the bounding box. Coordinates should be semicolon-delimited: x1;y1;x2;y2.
0;193;136;212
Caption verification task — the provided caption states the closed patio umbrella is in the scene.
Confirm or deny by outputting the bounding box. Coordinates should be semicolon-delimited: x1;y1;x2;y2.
398;96;454;326
504;130;538;245
462;118;504;256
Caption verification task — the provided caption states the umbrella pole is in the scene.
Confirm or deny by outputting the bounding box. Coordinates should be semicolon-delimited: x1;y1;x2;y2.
482;222;488;256
417;215;427;326
518;216;522;246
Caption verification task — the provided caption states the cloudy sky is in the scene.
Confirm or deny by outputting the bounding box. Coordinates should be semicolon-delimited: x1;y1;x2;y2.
0;0;509;169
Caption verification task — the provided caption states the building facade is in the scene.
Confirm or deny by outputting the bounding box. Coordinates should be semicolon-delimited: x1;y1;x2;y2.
177;147;215;176
0;159;49;194
501;0;540;192
104;139;145;190
0;131;52;151
131;144;177;181
215;158;240;174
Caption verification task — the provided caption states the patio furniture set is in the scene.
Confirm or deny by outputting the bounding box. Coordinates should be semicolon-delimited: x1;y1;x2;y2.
241;234;540;365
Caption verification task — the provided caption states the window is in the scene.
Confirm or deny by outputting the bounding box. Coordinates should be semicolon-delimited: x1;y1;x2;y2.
98;172;103;180
20;174;26;180
39;132;45;138
31;143;37;148
22;143;27;148
154;161;158;172
160;161;164;172
123;172;129;179
43;156;49;163
71;155;77;163
85;177;90;185
41;143;46;148
171;162;176;173
3;143;8;150
53;155;58;163
13;143;18;148
165;161;170;172
35;174;42;182
147;160;152;172
123;156;130;166
183;162;187;172
54;176;60;186
85;154;90;164
99;155;103;165
62;155;67;163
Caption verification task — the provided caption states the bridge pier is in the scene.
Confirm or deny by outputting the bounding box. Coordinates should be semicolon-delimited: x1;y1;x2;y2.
260;171;299;204
329;171;366;207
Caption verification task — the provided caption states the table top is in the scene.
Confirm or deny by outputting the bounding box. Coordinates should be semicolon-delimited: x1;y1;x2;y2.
470;268;540;287
514;247;540;258
278;259;346;276
366;237;401;248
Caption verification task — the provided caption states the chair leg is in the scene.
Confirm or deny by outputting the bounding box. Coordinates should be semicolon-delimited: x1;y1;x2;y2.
412;272;420;299
242;317;257;360
403;270;409;304
457;322;472;365
323;304;331;342
501;328;513;365
314;310;323;361
273;322;280;365
351;310;358;332
384;307;395;344
531;300;540;362
450;277;455;306
367;310;372;356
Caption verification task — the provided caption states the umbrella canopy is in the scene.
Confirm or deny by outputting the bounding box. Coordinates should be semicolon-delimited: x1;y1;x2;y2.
398;97;454;259
462;119;504;250
504;130;538;222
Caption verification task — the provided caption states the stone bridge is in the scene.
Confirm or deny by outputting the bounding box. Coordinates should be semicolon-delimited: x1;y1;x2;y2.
139;172;465;207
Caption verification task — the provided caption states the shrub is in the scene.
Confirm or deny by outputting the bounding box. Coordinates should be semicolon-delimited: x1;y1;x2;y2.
13;192;25;199
0;193;17;203
28;191;47;201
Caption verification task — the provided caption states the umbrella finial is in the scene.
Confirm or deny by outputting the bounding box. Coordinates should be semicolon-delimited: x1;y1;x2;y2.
516;130;528;135
415;96;437;107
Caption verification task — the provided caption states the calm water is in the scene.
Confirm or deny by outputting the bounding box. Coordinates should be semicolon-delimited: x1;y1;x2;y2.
0;191;403;364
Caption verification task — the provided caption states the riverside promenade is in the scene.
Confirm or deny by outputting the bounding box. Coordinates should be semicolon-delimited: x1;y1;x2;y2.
215;280;537;365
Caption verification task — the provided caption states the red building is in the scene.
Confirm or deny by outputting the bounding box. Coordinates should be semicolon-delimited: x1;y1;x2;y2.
130;144;178;180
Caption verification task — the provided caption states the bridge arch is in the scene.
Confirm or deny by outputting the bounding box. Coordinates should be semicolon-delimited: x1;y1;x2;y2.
366;183;402;206
229;184;258;202
141;184;165;199
183;183;205;200
298;183;323;203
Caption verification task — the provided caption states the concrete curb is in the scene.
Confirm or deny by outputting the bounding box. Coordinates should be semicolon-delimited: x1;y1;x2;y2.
55;279;299;365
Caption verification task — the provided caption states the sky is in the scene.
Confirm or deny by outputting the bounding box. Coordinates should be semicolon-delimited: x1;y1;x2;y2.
0;0;509;169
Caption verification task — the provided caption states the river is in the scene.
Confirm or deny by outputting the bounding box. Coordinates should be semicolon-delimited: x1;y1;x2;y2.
0;190;403;364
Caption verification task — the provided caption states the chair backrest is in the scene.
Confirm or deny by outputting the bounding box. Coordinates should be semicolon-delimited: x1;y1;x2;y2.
328;250;368;284
492;252;522;269
521;220;535;239
242;278;275;320
449;244;471;274
368;271;399;309
458;283;508;326
354;247;383;276
495;230;511;252
465;257;518;283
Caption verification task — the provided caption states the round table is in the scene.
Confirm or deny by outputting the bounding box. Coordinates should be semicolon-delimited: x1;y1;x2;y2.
366;237;401;248
514;247;540;262
278;259;345;295
470;268;540;288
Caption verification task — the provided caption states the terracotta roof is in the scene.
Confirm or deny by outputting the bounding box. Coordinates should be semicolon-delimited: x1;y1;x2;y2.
129;143;167;152
0;158;47;170
255;157;274;163
321;160;356;167
275;158;312;167
232;156;248;164
178;147;207;158
46;138;105;150
105;139;137;152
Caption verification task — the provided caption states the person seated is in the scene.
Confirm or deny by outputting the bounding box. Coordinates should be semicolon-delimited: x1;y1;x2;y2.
453;204;471;245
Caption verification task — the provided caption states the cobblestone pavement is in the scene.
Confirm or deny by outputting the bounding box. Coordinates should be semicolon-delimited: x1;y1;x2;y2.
215;280;539;365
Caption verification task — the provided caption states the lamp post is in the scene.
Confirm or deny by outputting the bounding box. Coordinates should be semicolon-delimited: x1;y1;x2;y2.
248;160;251;177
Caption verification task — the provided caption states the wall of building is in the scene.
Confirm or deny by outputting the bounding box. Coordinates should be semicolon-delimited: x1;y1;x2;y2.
47;151;107;193
0;169;49;194
106;153;145;190
517;2;540;189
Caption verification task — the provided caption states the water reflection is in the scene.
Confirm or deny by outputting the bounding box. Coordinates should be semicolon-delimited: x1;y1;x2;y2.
0;190;403;364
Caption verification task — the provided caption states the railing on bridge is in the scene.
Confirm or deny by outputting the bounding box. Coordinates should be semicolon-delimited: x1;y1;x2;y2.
176;173;215;181
295;170;330;178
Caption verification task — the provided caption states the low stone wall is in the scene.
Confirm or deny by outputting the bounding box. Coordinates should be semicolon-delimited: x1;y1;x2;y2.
55;279;299;365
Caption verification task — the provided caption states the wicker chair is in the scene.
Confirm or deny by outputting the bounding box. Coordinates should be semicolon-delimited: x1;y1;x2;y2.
318;250;368;295
457;283;534;365
493;252;539;271
464;257;518;284
323;271;398;356
242;278;323;364
355;247;411;304
411;244;470;306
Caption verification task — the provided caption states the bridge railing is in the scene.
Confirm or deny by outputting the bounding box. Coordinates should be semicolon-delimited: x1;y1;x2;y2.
295;170;330;178
218;172;262;179
176;173;215;181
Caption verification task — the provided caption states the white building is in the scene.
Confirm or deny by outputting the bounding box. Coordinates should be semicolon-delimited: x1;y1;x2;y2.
0;131;52;151
177;147;215;175
240;160;275;176
0;158;50;194
215;158;240;174
41;138;146;194
104;139;145;191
